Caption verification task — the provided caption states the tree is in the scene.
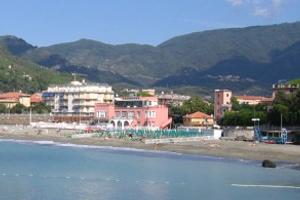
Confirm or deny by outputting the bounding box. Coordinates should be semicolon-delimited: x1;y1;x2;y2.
137;91;152;97
267;89;300;125
169;96;213;123
10;103;28;114
31;103;51;114
180;96;213;115
0;104;7;113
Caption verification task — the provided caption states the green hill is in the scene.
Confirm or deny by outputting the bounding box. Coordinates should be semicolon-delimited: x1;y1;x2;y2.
0;44;71;93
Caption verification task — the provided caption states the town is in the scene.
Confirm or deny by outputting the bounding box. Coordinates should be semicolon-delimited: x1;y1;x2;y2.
0;77;299;145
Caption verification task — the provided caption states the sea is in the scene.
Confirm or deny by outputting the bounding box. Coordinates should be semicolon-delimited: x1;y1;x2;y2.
0;139;300;200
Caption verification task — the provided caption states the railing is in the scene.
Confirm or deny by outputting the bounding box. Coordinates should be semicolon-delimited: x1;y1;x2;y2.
106;128;214;139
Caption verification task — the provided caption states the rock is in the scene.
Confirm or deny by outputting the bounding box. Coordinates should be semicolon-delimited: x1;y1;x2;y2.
262;160;276;168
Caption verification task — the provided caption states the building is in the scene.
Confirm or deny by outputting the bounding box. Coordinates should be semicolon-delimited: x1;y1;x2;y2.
235;95;273;105
272;83;300;99
42;80;114;117
30;93;43;105
95;96;172;129
183;111;214;127
157;92;191;106
214;89;232;121
141;89;156;96
0;92;31;108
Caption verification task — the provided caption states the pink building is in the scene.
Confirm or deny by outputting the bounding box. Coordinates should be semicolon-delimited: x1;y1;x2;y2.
214;89;232;121
95;96;172;129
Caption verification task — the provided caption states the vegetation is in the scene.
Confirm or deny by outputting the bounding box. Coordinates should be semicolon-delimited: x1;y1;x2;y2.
137;91;152;97
0;102;51;114
170;96;213;124
0;104;8;113
288;79;300;85
268;91;300;125
10;103;28;114
221;90;300;126
0;44;72;93
30;103;51;114
220;97;267;126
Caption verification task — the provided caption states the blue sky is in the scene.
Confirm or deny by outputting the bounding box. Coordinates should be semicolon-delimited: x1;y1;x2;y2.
1;0;299;46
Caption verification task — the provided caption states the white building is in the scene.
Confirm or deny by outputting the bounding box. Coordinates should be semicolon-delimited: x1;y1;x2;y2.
42;80;114;116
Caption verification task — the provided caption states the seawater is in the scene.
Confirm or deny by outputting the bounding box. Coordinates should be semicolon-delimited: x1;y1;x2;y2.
0;140;300;200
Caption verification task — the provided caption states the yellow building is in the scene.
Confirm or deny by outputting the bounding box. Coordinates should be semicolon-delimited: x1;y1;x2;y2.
0;92;31;108
183;111;214;127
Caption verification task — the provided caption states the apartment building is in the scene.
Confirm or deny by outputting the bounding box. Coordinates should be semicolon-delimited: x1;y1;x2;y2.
42;80;114;116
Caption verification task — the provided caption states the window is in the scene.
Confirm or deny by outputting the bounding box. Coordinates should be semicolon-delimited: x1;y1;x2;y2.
147;111;156;118
137;111;141;118
128;111;134;118
97;111;106;118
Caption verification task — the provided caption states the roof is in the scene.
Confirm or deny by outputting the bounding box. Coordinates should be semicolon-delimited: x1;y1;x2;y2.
184;111;212;119
235;95;270;101
0;92;30;100
30;93;43;103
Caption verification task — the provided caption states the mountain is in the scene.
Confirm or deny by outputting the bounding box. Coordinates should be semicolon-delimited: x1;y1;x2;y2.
23;39;169;85
154;41;300;94
0;44;71;93
0;35;36;55
2;21;300;95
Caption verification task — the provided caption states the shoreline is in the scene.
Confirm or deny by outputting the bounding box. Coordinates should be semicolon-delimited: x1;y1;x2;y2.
1;128;300;167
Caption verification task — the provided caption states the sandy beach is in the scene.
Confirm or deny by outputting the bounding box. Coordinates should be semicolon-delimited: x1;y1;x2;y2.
1;125;300;165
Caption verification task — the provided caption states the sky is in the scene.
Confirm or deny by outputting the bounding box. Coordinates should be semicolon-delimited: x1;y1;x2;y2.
0;0;300;47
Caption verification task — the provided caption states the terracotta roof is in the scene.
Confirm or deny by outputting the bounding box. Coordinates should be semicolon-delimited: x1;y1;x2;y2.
184;111;212;119
0;92;30;100
235;95;269;101
30;93;43;103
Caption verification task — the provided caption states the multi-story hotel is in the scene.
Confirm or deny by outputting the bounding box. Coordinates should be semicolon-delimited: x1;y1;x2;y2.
42;80;114;116
95;96;172;129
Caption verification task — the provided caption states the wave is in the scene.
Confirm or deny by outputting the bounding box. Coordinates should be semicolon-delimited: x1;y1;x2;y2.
0;138;182;156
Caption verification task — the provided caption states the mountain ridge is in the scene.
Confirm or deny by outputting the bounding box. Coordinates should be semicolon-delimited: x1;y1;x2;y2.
1;21;300;95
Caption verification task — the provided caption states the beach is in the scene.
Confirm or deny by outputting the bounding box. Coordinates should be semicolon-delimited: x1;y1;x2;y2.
1;125;300;165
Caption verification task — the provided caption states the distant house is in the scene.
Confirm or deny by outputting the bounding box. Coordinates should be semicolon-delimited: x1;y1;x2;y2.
0;92;31;108
272;83;300;99
235;95;273;105
157;92;191;106
30;93;43;105
183;111;214;127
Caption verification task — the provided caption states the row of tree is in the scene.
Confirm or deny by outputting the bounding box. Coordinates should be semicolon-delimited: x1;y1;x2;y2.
0;103;51;114
170;96;213;124
220;90;300;126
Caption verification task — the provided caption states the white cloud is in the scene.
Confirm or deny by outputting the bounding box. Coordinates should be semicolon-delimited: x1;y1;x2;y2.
226;0;287;17
227;0;244;6
253;7;271;17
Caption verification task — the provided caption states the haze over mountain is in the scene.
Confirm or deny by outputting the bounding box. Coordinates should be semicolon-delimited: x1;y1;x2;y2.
1;21;300;95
